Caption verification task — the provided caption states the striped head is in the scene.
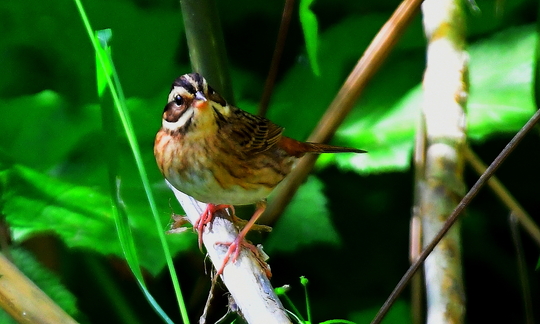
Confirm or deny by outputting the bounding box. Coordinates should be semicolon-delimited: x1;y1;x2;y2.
162;73;231;134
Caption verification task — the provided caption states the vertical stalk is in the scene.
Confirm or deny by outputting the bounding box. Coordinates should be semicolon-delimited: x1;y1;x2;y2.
177;1;290;323
180;0;234;102
418;0;467;322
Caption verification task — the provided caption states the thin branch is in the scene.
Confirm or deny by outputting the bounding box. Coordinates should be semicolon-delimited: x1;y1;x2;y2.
370;107;540;324
262;0;424;224
410;86;426;324
259;0;296;117
464;145;540;248
409;215;424;324
509;213;535;324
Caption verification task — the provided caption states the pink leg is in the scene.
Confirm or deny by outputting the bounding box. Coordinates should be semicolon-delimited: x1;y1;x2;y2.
216;201;267;275
195;204;232;251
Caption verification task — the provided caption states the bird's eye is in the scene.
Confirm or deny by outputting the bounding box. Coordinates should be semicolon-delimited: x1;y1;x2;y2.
173;94;184;106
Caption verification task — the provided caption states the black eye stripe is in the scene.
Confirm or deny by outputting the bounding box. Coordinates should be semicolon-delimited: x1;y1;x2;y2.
172;73;210;96
173;76;197;95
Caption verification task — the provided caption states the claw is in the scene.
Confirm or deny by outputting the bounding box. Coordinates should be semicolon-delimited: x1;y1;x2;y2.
195;204;232;251
214;201;270;276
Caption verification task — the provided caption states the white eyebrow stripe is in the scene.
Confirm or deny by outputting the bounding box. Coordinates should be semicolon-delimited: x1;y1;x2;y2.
168;86;192;102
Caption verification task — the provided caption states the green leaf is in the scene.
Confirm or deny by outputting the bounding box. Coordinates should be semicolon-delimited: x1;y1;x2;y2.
299;0;321;76
1;162;192;276
0;0;185;103
270;15;395;141
270;15;425;174
0;91;101;172
14;248;78;315
322;24;536;174
319;86;421;174
467;24;536;141
264;176;341;254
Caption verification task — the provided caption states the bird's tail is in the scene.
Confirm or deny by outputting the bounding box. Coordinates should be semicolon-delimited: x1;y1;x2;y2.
279;136;366;157
304;142;367;154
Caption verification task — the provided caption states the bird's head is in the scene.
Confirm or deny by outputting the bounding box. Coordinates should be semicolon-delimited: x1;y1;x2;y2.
162;73;230;134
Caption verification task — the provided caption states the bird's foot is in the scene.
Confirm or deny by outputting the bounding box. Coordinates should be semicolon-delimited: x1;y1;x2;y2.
215;237;272;278
195;204;233;251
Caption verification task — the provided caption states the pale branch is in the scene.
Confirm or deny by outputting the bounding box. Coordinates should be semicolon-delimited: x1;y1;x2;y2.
0;253;78;324
509;214;535;324
409;214;424;324
166;181;291;324
418;0;468;323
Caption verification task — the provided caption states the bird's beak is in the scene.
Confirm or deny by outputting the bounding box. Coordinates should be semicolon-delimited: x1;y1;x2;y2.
193;91;208;109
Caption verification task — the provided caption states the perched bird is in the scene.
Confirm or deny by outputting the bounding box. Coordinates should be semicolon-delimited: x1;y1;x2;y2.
154;73;365;274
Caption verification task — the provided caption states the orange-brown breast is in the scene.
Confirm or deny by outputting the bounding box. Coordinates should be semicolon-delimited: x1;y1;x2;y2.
154;127;296;205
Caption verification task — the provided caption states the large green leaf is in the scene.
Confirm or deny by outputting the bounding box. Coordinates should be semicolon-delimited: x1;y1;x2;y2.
321;24;536;174
269;14;425;174
0;91;101;172
467;25;536;140
0;162;192;276
0;0;184;103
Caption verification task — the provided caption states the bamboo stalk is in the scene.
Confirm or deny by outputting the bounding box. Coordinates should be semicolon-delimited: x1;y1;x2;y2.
418;0;468;322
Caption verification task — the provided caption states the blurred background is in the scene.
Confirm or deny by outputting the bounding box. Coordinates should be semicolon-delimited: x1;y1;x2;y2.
0;0;539;323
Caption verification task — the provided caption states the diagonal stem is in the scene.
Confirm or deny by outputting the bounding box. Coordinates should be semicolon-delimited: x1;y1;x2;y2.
464;145;540;247
370;108;540;324
259;0;296;117
262;0;424;224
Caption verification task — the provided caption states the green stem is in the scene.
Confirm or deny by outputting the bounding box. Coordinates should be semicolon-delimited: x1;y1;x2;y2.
73;1;189;323
180;0;234;103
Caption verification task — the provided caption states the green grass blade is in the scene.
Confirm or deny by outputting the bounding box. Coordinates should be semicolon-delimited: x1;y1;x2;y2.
73;1;189;323
93;29;175;324
299;0;321;76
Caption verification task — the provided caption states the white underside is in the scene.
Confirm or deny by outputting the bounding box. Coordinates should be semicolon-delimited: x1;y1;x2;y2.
167;167;271;205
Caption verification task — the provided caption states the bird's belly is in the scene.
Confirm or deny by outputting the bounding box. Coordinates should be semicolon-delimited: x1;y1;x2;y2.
168;167;272;205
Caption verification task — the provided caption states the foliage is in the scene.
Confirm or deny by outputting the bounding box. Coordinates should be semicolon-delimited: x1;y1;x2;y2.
0;0;538;323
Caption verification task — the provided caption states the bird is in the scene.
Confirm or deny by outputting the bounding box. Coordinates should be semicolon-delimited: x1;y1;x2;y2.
154;73;366;275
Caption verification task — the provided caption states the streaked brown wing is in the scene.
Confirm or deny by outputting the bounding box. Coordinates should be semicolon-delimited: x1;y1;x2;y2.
226;106;284;155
